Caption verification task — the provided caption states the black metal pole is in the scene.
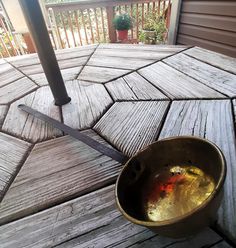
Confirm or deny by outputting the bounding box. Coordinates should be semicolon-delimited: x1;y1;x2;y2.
19;0;71;106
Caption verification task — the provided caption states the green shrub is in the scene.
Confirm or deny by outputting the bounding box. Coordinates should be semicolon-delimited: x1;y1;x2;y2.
113;14;133;30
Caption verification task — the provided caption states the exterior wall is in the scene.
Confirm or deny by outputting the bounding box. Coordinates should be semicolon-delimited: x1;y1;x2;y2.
176;0;236;57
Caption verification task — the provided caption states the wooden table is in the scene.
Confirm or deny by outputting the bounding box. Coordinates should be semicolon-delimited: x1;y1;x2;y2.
0;44;235;247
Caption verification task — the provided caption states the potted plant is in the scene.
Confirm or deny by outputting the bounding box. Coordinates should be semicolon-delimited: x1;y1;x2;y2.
113;14;133;41
139;14;167;44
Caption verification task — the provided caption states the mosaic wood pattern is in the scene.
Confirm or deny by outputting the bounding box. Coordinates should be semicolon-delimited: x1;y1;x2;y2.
106;72;168;100
29;66;83;86
0;185;224;248
0;62;24;88
0;77;38;104
0;132;30;200
164;53;236;97
2;86;62;142
78;66;130;83
184;47;236;74
0;105;8;126
62;80;112;129
0;45;235;247
139;62;225;99
94;101;170;156
0;130;120;225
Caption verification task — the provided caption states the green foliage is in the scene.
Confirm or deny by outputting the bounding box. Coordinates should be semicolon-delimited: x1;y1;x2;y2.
141;13;167;43
155;18;167;42
138;30;146;43
113;14;133;30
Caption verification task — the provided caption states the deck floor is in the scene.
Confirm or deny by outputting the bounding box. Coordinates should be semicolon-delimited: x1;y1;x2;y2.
0;44;236;247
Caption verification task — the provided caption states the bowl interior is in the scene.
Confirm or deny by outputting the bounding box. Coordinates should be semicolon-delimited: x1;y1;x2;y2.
116;137;225;223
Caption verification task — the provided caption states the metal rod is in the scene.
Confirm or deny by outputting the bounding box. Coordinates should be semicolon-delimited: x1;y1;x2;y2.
18;104;128;164
19;0;71;106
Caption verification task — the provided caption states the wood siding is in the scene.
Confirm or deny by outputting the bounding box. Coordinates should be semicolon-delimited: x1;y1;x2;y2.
177;0;236;57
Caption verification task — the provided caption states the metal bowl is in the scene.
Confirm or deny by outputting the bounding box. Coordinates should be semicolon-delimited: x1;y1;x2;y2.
115;136;226;238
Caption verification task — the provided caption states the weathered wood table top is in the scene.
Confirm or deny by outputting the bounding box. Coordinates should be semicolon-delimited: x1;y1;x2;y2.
0;44;235;247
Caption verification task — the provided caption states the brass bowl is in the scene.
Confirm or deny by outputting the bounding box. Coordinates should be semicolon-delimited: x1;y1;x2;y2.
115;136;226;238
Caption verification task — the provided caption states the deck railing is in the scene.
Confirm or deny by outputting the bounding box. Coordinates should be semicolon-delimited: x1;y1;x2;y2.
0;13;27;58
45;0;172;49
0;0;172;57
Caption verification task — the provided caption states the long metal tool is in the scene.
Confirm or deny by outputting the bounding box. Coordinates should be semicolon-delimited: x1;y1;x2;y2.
18;104;129;164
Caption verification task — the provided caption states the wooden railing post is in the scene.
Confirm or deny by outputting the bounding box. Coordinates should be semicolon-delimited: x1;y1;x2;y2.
106;6;116;43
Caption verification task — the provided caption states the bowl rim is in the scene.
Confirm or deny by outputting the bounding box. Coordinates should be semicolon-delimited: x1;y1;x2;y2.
115;135;227;227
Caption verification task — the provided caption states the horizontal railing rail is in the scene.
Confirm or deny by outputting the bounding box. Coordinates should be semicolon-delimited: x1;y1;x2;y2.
45;0;172;49
0;0;172;57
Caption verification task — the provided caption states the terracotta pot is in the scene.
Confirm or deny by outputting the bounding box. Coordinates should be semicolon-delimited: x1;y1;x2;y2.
117;30;128;41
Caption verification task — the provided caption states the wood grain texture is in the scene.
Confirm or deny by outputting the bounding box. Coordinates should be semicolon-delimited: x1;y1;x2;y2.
164;53;236;97
0;62;24;88
18;56;89;76
106;72;168;100
94;48;183;60
78;66;130;83
87;55;154;70
0;184;223;248
0;105;8;126
2;86;62;142
99;43;187;51
94;101;169;156
139;62;225;99
6;45;97;68
184;47;236;75
0;130;121;225
159;100;236;243
29;66;83;86
0;132;30;200
62;80;112;129
233;100;236;124
0;77;38;104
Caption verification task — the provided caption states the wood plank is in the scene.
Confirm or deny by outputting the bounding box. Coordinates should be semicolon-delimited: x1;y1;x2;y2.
18;56;89;76
106;72;168;100
55;47;96;61
78;66;130;83
164;53;236;97
99;43;187;51
178;24;236;47
58;56;89;70
233;99;236;122
106;77;137;100
0;130;121;225
0;132;30;200
6;53;39;67
181;1;236;17
139;62;225;99
29;66;83;86
94;48;183;60
2;86;62;142
180;13;236;32
94;101;170;156
62;80;112;129
184;47;236;75
0;105;8;126
0;184;223;248
0;77;38;104
0;62;24;88
159;100;236;243
87;55;154;70
6;45;97;68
